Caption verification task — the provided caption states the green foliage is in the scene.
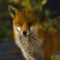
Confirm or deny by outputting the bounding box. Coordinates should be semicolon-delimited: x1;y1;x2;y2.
21;2;27;7
41;0;47;6
51;56;60;60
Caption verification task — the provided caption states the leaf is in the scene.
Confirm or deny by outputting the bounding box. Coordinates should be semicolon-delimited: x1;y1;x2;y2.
41;0;47;6
21;2;27;7
13;0;20;4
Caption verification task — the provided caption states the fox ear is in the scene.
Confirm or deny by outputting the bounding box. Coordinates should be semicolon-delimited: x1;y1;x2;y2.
8;5;17;18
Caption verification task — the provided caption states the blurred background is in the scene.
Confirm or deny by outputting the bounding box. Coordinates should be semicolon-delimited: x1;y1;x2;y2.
0;0;60;60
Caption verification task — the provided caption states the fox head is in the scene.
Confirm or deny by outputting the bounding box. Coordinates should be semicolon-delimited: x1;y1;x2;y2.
8;5;43;38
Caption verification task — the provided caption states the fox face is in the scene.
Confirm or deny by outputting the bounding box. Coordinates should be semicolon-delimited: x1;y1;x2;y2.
13;14;38;37
8;5;40;37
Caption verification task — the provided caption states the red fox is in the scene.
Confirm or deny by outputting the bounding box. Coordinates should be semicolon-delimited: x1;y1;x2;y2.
8;5;60;60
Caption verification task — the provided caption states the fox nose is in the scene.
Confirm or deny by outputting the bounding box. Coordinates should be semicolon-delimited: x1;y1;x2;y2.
23;31;27;36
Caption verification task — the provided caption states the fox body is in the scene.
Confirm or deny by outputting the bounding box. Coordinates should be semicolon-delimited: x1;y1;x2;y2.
8;5;60;60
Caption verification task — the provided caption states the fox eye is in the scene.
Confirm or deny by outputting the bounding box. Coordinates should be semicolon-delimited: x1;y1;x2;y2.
17;22;22;26
28;21;35;26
